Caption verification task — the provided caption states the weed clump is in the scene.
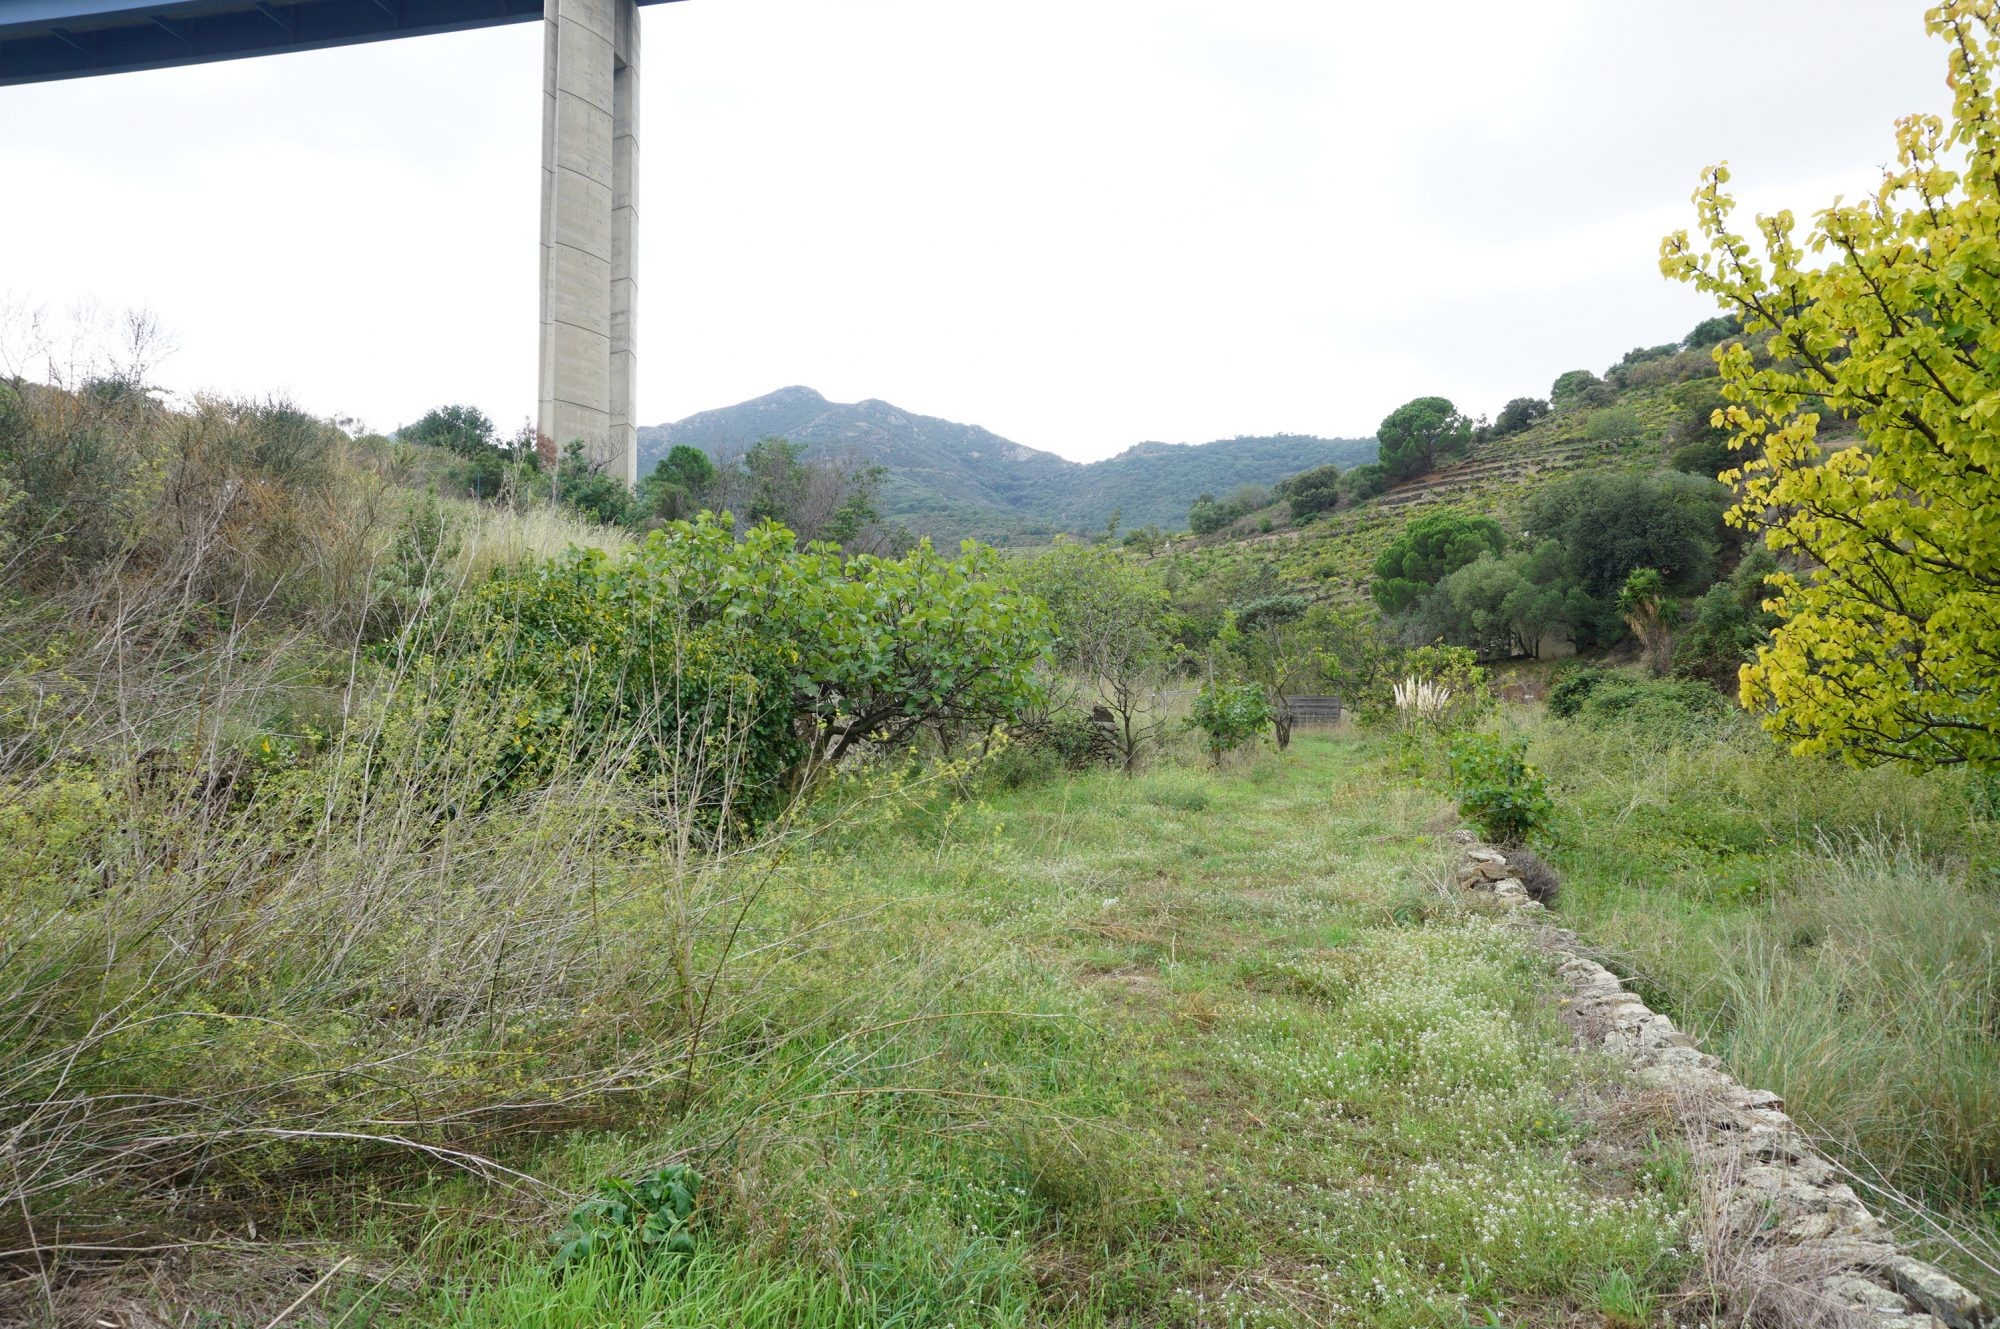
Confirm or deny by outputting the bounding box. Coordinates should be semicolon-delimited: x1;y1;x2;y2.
1503;846;1562;905
556;1165;702;1268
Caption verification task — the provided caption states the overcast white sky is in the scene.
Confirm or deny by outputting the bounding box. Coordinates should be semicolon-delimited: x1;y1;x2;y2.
0;1;1948;461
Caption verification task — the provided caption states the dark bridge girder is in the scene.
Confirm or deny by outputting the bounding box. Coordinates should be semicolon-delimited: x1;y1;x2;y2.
0;0;679;85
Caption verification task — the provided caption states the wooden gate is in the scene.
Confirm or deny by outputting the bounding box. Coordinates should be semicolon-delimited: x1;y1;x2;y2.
1283;695;1344;726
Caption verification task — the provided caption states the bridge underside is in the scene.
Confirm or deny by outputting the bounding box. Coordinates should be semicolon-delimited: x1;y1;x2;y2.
3;0;665;485
0;1;558;84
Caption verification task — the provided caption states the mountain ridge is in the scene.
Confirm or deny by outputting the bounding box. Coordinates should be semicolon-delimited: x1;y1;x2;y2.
637;388;1376;542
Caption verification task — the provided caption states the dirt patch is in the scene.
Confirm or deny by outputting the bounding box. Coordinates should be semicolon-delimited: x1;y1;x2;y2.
8;1245;408;1329
1078;962;1167;1000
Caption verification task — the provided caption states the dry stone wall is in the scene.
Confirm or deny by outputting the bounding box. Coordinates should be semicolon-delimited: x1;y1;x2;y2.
1456;842;1988;1329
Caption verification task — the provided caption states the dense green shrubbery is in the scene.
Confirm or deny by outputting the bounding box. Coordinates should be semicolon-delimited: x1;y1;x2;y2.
1338;461;1390;505
1668;434;1734;478
1366;470;1739;663
1672;550;1779;686
1665;386;1735;478
639;443;718;521
1681;313;1741;349
1186;484;1271;535
1494;396;1550;435
1583;405;1646;447
426;535;804;826
1550;369;1604;409
1614;343;1681;371
414;515;1054;823
1546;664;1611;719
1277;462;1344;519
1574;675;1727;735
1382;642;1494;735
1447;732;1554;847
1412;540;1592;661
403;402;544;502
1523;470;1729;602
1547;665;1725;737
1370;511;1507;614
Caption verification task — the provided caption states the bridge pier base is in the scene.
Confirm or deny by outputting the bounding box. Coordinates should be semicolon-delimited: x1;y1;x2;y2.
538;0;639;487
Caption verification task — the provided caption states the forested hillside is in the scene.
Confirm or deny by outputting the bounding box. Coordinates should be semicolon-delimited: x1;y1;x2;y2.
638;387;1375;541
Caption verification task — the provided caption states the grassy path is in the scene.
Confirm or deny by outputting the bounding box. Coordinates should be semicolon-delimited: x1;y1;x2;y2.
409;736;1689;1327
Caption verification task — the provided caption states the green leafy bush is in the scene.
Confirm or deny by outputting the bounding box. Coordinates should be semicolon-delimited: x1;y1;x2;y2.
403;402;496;455
1523;470;1729;602
1392;643;1494;734
1664;403;1731;483
1281;463;1344;519
1583;405;1645;447
1615;343;1681;370
1681;313;1741;349
1546;664;1612;718
1577;676;1727;735
1494;397;1550;435
1672;550;1779;686
424;530;803;826
1413;541;1589;661
1186;493;1233;535
1547;669;1725;737
555;1165;702;1268
1188;680;1272;763
1590;677;1718;724
1668;435;1734;478
1186;484;1272;535
1447;734;1554;847
555;440;641;526
410;515;1052;825
1338;462;1390;504
1550;369;1603;409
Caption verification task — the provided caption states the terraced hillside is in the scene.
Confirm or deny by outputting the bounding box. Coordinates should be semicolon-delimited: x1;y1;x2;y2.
1159;356;1719;602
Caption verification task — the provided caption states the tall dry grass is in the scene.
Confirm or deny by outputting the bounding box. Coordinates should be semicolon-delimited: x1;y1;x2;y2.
1521;708;2000;1288
0;379;858;1307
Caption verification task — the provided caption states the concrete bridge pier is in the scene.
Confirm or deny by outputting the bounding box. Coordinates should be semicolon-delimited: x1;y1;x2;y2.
538;0;639;488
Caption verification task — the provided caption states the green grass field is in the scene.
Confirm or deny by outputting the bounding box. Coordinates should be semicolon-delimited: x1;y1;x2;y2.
327;736;1688;1328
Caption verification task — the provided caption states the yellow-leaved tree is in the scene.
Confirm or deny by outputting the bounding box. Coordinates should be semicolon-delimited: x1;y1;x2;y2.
1661;0;2000;769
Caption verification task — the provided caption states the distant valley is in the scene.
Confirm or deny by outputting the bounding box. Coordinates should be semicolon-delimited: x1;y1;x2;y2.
637;387;1376;542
